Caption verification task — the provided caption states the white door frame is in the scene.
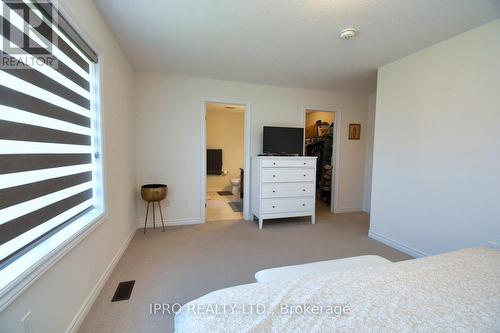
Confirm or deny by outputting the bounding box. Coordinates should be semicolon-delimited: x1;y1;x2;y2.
302;106;342;213
200;97;252;223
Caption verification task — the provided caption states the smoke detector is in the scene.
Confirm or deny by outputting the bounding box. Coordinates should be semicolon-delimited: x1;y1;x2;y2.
339;28;358;40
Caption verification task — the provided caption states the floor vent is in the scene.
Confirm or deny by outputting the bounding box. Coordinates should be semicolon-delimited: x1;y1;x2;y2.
111;280;135;302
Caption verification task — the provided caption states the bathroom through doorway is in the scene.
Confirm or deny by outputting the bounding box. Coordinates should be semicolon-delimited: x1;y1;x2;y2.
204;102;247;222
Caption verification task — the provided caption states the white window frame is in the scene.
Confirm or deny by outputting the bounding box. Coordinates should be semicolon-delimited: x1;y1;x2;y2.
0;2;107;311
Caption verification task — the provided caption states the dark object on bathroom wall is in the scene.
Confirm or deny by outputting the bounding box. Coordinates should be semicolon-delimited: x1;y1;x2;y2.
207;149;223;175
141;184;167;233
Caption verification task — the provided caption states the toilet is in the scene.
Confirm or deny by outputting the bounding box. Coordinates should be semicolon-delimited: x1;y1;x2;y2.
230;178;241;195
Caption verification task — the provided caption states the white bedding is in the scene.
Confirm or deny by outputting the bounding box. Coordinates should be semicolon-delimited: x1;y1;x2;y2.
255;255;392;282
175;248;500;332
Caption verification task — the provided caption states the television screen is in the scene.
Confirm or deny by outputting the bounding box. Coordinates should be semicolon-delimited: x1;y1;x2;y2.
263;126;304;155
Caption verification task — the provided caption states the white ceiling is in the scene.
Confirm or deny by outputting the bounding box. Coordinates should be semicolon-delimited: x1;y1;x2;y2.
95;0;500;93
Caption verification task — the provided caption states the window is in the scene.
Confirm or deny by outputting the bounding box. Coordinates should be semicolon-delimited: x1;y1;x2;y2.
0;0;102;303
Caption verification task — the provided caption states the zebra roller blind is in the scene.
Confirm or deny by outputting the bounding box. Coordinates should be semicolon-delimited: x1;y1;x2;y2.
0;0;99;265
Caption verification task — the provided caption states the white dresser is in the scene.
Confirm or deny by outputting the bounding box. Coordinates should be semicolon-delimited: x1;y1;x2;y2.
251;156;317;229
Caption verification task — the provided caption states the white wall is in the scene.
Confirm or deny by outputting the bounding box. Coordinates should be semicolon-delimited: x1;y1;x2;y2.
363;93;376;212
135;73;370;224
0;0;137;332
206;105;244;192
370;19;500;256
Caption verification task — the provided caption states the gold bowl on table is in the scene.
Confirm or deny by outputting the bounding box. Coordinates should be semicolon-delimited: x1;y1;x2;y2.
140;184;167;202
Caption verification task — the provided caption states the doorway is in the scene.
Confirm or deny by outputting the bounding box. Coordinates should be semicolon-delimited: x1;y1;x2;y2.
303;108;340;214
201;99;251;223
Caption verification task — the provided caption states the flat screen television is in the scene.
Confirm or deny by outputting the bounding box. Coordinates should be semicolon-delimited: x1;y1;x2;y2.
263;126;304;155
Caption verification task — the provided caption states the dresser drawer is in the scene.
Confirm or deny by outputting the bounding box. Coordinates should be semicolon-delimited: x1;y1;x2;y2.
261;182;315;198
262;159;315;168
262;168;315;182
262;198;314;214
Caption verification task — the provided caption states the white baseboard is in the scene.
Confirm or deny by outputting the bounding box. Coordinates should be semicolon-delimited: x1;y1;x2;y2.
138;217;201;228
368;230;428;258
65;228;136;333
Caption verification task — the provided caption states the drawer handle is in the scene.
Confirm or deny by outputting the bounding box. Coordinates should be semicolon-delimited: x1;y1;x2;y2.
273;175;276;178
303;174;306;177
273;162;276;165
303;162;306;165
302;189;306;192
302;203;306;207
272;205;276;208
272;190;276;193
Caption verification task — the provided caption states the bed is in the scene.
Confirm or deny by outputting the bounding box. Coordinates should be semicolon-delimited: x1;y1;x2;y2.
175;248;500;332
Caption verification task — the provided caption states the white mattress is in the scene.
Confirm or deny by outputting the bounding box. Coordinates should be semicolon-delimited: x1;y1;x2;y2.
175;248;500;332
255;255;392;282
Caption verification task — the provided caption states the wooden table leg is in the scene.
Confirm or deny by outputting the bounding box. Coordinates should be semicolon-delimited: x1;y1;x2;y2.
152;201;156;229
143;201;150;234
158;201;166;232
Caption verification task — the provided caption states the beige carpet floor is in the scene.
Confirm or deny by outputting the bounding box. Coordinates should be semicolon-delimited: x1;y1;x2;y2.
79;202;411;333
